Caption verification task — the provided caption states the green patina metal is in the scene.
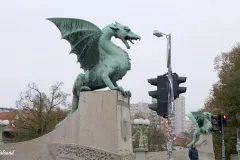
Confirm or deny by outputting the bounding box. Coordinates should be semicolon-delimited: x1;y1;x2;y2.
0;127;3;144
47;18;140;127
134;124;149;148
185;112;213;147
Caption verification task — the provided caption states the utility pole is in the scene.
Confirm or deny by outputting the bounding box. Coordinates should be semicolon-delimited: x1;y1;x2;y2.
166;34;173;160
221;112;225;160
152;31;173;160
167;34;174;115
151;31;187;160
237;128;240;159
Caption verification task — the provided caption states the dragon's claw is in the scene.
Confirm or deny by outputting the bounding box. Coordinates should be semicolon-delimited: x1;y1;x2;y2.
112;86;131;97
124;90;132;97
80;86;91;91
117;86;124;93
112;86;124;93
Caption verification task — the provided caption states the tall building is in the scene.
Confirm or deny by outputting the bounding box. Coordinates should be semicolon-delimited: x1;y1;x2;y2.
130;102;150;121
174;96;186;135
149;96;186;136
150;98;168;136
149;98;157;117
184;120;193;133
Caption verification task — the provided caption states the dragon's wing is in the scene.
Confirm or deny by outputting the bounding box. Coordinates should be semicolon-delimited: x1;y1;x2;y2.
185;113;199;129
47;18;103;71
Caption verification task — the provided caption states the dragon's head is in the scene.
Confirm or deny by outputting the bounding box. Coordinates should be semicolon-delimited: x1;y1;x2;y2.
109;22;141;49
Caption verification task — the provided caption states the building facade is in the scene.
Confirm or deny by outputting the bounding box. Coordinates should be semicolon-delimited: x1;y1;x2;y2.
174;96;186;136
0;108;17;143
149;96;186;137
0;108;16;112
151;98;168;136
130;102;150;121
184;120;193;133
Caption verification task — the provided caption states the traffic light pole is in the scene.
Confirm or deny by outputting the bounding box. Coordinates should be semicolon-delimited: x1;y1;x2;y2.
152;31;175;160
237;128;239;159
166;34;174;160
221;113;225;160
167;34;173;113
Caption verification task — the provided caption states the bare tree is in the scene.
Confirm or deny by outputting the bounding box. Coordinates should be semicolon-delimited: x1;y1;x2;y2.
133;112;146;119
14;82;70;141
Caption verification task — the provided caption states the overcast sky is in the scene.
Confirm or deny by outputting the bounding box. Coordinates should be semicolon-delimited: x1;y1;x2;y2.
1;0;240;114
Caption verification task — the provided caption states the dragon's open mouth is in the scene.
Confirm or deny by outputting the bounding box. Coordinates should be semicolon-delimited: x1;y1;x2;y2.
124;36;140;49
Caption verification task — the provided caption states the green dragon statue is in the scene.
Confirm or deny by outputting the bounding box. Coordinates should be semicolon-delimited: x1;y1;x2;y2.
185;112;213;147
47;18;140;126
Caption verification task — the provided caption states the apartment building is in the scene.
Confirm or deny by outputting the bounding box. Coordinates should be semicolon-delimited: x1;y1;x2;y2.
184;120;193;133
130;102;150;121
174;96;186;135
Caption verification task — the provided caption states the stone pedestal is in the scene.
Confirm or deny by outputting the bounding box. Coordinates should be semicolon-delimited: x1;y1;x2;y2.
75;90;133;153
196;134;215;160
0;90;134;160
134;148;148;160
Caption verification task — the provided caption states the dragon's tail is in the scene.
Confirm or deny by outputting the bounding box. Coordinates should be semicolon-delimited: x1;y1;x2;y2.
72;79;80;113
71;73;86;113
55;74;83;128
71;94;79;113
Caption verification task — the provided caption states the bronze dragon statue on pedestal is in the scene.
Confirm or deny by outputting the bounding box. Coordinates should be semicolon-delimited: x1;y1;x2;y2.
48;18;141;127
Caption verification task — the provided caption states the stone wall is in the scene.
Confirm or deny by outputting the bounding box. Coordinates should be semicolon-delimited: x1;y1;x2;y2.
196;134;215;160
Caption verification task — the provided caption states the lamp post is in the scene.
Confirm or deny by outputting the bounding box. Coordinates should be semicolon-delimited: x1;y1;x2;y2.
153;30;174;160
0;120;9;144
133;118;150;149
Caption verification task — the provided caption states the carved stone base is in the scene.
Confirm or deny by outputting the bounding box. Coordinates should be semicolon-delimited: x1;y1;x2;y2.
49;143;135;160
134;148;148;160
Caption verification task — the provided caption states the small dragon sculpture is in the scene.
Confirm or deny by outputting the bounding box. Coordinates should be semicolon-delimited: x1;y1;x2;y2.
185;112;213;147
48;18;140;120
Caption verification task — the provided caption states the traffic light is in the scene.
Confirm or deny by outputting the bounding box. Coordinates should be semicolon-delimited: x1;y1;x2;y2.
211;114;221;132
222;114;227;124
172;73;187;99
148;75;169;118
210;114;228;132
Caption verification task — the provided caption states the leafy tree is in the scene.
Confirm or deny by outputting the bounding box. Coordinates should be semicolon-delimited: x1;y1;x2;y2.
147;122;166;151
13;82;70;142
202;44;240;159
133;112;146;119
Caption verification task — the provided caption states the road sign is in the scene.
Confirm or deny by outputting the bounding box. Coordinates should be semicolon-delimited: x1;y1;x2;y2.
168;79;171;107
168;79;172;99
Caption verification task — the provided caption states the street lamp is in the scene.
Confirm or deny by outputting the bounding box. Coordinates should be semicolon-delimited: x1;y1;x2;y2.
0;120;9;144
153;30;169;38
153;30;171;68
133;118;150;149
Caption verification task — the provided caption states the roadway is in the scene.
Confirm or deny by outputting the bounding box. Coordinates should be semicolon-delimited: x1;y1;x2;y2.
146;150;188;160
